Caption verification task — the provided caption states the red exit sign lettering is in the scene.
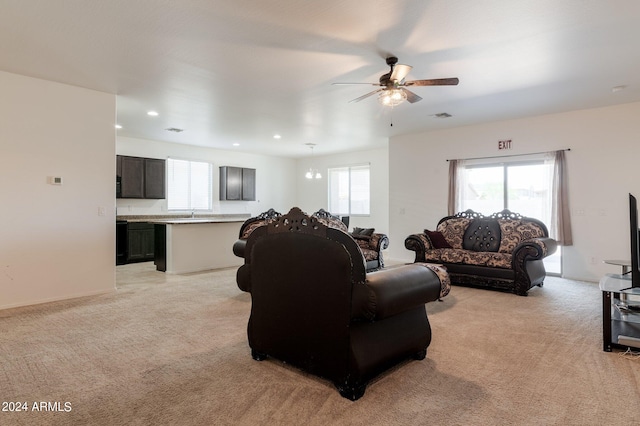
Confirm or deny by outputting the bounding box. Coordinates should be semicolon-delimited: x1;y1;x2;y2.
498;139;512;150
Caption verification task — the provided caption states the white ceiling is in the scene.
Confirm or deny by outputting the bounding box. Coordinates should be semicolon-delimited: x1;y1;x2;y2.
2;0;640;158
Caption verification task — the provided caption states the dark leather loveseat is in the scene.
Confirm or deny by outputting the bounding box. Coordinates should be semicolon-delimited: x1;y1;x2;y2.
235;207;442;400
405;209;558;296
233;208;389;272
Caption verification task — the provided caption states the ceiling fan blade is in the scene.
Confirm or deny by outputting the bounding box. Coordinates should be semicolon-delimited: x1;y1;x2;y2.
405;77;459;86
332;82;380;86
402;88;422;103
349;88;383;103
390;64;412;82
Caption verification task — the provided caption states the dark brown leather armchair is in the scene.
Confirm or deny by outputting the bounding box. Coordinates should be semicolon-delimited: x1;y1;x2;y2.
236;207;442;400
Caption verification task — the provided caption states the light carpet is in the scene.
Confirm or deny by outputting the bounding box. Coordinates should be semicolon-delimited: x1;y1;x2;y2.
1;262;639;425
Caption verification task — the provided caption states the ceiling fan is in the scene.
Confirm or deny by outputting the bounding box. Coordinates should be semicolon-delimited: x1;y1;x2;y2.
333;56;459;106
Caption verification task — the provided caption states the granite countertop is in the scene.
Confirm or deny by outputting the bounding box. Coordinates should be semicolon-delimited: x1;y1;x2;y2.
117;214;250;224
147;217;246;224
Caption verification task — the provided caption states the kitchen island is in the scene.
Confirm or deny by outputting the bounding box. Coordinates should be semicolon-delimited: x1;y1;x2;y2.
148;217;247;274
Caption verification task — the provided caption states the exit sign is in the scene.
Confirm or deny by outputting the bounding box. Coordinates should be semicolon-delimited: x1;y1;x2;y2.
498;139;512;150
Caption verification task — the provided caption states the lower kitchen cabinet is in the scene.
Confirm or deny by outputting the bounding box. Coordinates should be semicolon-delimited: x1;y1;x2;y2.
126;222;155;262
116;221;128;265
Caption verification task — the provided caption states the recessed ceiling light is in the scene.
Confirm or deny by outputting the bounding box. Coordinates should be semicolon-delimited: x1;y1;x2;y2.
612;85;627;93
233;143;240;147
273;134;281;139
115;124;122;129
147;111;159;116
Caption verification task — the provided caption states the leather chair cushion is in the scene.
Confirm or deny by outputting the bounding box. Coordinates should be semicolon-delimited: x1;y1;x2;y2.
462;219;501;252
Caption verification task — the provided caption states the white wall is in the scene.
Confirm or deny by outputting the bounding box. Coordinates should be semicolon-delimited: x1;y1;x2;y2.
296;148;389;234
5;69;635;311
389;101;640;282
0;71;116;309
116;137;297;217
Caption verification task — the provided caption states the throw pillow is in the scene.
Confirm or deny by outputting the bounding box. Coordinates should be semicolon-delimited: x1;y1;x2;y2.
353;227;375;236
424;229;452;249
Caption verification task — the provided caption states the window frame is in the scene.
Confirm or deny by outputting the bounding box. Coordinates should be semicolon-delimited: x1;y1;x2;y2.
456;155;561;276
461;158;546;213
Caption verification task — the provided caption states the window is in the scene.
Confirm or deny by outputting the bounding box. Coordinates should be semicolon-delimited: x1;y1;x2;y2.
458;160;551;220
167;158;213;211
328;165;370;215
455;156;561;274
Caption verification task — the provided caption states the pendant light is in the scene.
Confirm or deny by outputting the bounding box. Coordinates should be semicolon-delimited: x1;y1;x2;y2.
305;143;322;179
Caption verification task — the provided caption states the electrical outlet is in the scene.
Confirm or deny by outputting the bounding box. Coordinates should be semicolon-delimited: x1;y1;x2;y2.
98;207;106;216
48;176;63;185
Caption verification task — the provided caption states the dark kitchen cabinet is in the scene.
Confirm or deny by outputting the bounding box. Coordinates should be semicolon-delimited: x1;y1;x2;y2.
116;221;128;265
144;158;166;199
116;155;165;199
154;224;166;272
126;222;155;262
117;156;144;198
220;166;243;200
242;168;256;201
219;166;256;201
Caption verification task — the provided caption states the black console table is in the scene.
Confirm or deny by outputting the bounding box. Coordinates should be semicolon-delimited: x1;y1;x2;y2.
600;274;640;351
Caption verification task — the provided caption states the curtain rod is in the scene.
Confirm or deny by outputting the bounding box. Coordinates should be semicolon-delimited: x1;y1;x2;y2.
446;148;570;162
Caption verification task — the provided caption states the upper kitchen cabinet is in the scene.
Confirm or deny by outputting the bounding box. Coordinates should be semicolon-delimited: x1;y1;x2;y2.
144;158;166;199
241;168;256;201
117;155;166;199
219;166;256;201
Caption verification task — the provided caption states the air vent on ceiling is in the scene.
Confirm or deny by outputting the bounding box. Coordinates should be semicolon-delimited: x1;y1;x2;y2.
433;112;452;118
165;127;185;133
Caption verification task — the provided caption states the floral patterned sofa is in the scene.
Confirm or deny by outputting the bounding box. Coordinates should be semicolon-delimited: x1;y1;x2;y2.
404;209;558;296
233;208;389;272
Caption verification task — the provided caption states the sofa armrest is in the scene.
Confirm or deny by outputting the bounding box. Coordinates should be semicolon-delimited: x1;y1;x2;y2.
512;237;558;261
370;233;389;252
404;233;433;263
236;264;251;292
357;264;441;320
233;239;247;258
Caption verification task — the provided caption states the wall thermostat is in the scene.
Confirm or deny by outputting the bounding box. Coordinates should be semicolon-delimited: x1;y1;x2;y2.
48;176;63;185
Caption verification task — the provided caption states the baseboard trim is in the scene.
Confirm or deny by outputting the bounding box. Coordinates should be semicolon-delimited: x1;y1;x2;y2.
0;287;116;312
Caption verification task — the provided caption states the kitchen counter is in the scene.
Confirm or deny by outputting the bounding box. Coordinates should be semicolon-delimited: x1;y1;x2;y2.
147;217;245;224
153;219;245;274
117;213;250;223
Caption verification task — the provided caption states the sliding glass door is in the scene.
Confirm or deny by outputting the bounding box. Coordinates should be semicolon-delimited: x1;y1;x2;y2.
459;159;561;274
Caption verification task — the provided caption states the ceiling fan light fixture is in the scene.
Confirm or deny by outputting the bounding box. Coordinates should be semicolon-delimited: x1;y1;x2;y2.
379;89;407;107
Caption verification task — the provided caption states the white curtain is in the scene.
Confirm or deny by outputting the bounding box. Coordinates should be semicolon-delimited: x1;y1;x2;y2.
550;150;573;245
448;159;469;215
